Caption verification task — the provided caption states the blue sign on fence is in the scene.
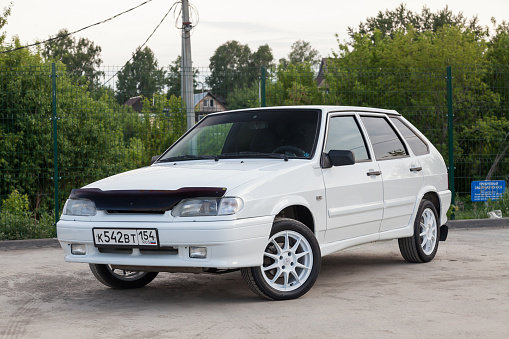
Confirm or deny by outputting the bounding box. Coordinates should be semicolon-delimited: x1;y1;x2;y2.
471;180;506;202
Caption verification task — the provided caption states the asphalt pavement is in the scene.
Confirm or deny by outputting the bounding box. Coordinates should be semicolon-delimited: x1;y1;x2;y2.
1;227;508;338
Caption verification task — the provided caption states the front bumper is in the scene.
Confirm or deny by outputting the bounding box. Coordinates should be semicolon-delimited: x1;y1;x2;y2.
57;216;273;269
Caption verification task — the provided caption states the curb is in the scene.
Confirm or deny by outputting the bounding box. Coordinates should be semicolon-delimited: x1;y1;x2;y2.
1;218;507;250
0;238;60;250
448;218;509;229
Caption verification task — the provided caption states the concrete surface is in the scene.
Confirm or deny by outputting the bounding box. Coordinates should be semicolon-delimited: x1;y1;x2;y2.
1;217;507;251
1;228;508;339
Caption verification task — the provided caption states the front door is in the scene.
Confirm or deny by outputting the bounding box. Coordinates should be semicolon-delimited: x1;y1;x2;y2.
322;115;384;243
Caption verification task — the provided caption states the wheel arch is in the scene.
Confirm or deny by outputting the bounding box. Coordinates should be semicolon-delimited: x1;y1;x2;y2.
274;204;315;234
422;191;441;221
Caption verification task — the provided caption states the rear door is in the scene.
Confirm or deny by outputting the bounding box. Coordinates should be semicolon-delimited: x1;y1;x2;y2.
360;115;424;233
322;114;383;242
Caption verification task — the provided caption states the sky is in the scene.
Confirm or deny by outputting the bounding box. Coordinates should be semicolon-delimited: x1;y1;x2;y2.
2;0;509;70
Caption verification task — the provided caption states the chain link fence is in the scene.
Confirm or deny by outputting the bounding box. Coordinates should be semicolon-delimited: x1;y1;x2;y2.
1;63;508;239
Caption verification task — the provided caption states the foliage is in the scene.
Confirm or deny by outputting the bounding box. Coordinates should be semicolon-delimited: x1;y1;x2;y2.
42;28;103;91
227;84;260;109
207;41;273;102
251;44;275;70
326;21;509;193
267;63;321;106
1;189;29;214
280;40;320;67
0;26;188;239
0;2;11;45
115;47;166;104
460;116;509;181
0;210;55;240
450;191;509;220
0;189;54;240
166;55;199;98
348;4;485;40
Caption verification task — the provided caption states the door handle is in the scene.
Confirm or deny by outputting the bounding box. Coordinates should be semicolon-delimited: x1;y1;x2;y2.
410;167;422;172
367;171;382;176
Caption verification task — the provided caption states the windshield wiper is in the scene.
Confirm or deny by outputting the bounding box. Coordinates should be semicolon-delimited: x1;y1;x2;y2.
217;152;288;161
157;155;217;163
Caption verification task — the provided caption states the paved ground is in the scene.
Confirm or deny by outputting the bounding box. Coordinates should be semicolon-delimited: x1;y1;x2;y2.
1;228;508;339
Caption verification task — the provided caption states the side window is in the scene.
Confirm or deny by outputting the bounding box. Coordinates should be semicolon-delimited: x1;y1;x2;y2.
390;118;429;156
360;116;408;160
325;116;370;162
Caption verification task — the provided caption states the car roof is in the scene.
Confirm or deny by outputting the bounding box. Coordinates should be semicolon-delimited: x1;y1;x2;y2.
208;105;400;118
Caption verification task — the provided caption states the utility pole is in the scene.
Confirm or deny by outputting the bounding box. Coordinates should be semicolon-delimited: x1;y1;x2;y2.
181;0;194;130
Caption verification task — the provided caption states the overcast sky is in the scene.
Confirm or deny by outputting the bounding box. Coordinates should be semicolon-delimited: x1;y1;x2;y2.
3;0;509;69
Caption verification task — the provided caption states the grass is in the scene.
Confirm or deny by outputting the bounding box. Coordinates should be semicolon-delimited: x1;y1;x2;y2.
450;191;509;220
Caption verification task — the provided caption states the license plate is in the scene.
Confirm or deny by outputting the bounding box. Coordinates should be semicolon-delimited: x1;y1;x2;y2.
93;228;159;247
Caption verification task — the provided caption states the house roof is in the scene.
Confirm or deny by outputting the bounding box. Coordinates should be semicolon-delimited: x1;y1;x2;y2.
124;96;143;106
194;91;222;106
316;58;329;87
194;92;208;106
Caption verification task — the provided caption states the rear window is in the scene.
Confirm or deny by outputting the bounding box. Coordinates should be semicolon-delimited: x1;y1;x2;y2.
390;118;429;156
360;116;408;160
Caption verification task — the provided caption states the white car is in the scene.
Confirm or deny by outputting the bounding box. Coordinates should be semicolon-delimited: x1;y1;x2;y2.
57;106;451;300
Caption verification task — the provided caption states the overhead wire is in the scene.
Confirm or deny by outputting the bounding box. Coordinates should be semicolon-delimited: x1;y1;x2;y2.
102;3;178;86
0;0;155;54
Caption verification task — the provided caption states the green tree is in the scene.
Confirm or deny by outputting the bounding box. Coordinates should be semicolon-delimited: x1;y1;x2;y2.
348;4;485;40
279;40;320;69
227;84;260;109
207;41;274;102
0;2;11;46
326;10;509;193
284;40;320;67
166;55;199;98
115;46;165;104
267;62;321;106
42;29;103;90
250;44;275;70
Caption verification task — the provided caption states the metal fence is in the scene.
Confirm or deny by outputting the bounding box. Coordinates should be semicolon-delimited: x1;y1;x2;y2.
1;63;508;239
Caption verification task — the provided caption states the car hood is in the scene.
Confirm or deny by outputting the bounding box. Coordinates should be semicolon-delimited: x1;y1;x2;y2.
84;159;304;193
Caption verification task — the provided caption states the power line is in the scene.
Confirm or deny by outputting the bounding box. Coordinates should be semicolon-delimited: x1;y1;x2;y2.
102;3;177;87
0;0;155;54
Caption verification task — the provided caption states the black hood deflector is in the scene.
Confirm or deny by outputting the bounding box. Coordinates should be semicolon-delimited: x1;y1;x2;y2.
69;187;227;212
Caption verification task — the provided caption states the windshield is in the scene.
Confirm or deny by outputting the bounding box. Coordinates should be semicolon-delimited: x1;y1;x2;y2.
158;109;321;162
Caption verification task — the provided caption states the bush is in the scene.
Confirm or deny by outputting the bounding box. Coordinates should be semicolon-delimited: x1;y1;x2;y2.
0;190;55;240
450;191;509;220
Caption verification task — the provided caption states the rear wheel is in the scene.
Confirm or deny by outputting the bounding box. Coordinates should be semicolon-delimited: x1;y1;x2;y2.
398;199;440;263
241;218;321;300
89;264;158;289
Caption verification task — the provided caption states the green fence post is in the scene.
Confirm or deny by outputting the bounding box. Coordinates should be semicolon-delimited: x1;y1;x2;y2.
446;66;455;219
51;63;60;225
261;66;266;107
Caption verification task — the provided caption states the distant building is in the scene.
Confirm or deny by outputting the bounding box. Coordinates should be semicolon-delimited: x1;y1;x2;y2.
124;96;144;112
315;58;334;91
124;92;227;121
194;91;227;121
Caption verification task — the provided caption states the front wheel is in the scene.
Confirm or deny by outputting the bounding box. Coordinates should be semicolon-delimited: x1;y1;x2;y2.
398;199;440;263
89;264;158;289
241;218;321;300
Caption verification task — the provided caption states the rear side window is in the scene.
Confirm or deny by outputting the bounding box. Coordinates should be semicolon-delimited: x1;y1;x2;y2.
325;116;370;162
360;116;408;160
390;118;429;156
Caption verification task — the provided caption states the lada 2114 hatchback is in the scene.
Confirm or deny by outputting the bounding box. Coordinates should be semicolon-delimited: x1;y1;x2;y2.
57;106;451;300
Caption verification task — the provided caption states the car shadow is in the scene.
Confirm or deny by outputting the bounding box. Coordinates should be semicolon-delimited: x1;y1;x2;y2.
51;250;414;307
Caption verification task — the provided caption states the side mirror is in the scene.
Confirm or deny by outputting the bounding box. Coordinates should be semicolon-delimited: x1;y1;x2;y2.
150;155;161;165
321;150;355;168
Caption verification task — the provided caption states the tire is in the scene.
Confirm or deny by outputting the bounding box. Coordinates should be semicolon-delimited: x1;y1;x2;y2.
241;218;321;300
89;264;158;289
398;199;440;263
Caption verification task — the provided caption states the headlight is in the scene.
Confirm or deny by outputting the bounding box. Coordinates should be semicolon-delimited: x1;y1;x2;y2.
63;199;97;216
172;197;243;217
